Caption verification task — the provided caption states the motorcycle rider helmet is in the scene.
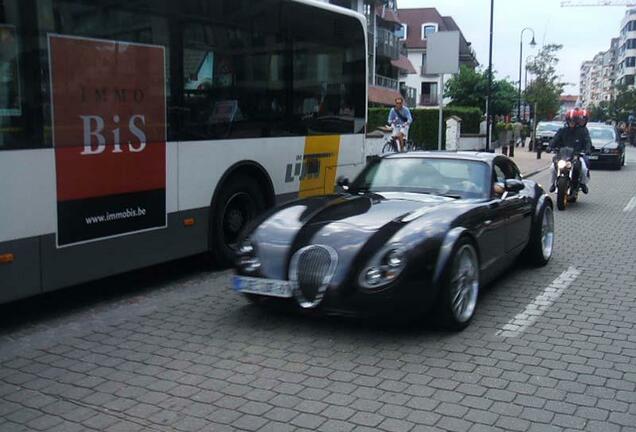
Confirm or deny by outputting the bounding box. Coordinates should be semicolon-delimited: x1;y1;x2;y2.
565;109;577;127
576;109;589;127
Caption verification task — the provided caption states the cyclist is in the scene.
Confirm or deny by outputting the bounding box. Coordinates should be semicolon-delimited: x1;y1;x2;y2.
387;97;412;152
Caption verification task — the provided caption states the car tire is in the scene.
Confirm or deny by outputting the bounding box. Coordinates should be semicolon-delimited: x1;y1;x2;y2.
209;175;266;267
556;177;568;211
615;157;622;170
524;202;554;266
435;238;480;331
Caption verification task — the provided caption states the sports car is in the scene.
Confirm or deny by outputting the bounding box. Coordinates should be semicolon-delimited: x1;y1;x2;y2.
232;152;554;330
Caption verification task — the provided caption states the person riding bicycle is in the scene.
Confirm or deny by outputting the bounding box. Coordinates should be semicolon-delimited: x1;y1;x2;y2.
388;97;412;152
548;109;591;194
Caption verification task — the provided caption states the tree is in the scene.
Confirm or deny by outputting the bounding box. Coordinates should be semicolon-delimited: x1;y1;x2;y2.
613;84;636;121
444;65;517;116
523;44;566;121
588;101;614;123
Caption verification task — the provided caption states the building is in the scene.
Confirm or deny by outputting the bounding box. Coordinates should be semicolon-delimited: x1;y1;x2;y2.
397;8;478;108
559;95;579;116
618;8;636;88
579;38;618;108
325;0;418;107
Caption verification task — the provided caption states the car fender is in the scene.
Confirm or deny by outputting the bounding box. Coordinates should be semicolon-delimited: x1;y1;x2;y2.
533;192;552;224
432;226;473;288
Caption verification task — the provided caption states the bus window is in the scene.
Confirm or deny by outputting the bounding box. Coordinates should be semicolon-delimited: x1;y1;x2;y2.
0;1;42;150
285;2;366;136
179;0;291;141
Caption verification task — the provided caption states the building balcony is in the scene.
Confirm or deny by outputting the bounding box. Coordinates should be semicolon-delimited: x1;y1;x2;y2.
376;27;399;60
375;73;399;90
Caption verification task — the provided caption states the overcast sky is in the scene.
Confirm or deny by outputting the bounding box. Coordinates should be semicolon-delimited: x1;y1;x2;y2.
398;0;624;95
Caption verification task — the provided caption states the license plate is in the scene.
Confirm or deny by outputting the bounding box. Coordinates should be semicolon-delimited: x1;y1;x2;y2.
232;275;294;298
589;155;599;160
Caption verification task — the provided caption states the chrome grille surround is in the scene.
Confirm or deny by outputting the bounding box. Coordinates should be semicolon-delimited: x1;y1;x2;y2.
289;245;338;309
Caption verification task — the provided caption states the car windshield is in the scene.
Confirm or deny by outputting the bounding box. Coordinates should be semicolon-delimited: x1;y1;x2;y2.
351;157;490;199
588;128;615;141
537;123;560;132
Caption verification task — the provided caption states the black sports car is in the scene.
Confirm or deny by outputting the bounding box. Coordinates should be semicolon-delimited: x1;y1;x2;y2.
232;152;554;330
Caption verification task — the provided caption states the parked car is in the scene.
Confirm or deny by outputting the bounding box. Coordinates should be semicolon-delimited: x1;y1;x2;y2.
232;152;554;331
587;122;625;169
535;121;562;150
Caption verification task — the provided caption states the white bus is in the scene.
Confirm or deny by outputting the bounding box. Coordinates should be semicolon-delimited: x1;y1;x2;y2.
0;0;367;303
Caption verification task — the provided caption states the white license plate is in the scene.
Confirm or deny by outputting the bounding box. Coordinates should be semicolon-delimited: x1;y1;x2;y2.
232;275;294;298
589;155;599;160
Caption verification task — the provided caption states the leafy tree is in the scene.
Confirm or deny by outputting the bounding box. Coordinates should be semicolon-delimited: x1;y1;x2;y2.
444;65;517;116
613;84;636;121
588;101;613;122
523;44;566;120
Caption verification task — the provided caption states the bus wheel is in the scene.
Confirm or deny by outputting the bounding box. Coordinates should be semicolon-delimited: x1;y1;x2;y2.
210;175;265;267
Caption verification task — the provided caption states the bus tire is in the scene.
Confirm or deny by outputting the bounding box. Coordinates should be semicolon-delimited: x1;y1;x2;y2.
209;175;266;267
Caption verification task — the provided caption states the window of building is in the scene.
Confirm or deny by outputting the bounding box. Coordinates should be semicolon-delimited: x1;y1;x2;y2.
627;57;636;68
624;75;635;86
628;39;636;49
396;24;407;40
421;23;438;40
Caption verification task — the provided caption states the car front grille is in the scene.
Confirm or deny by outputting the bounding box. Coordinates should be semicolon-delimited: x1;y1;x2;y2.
290;245;337;308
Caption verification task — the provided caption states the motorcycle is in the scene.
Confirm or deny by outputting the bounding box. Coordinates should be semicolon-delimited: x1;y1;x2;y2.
554;146;583;211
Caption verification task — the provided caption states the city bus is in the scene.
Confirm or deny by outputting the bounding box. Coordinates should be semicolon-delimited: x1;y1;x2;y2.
0;0;367;303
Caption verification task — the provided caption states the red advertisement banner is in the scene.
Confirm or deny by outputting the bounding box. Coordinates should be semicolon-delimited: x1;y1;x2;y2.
49;35;167;246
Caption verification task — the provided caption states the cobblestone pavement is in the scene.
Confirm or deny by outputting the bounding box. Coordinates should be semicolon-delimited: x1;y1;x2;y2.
1;149;635;432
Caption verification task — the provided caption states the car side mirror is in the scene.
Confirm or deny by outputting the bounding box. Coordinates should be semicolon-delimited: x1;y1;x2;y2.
504;179;525;193
336;176;350;191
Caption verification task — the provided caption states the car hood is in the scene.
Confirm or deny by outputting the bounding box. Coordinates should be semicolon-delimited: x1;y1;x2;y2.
249;192;456;280
591;139;617;150
538;130;557;137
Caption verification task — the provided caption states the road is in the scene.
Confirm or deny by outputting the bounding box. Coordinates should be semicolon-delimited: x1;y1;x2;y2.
1;149;635;432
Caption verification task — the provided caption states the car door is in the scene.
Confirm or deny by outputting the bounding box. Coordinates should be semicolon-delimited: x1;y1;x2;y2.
476;164;509;273
496;158;533;252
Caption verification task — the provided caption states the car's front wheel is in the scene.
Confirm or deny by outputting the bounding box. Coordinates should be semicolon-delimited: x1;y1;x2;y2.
524;202;554;266
436;238;480;331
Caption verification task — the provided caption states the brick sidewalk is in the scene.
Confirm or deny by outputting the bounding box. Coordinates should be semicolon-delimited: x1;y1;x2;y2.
499;145;551;177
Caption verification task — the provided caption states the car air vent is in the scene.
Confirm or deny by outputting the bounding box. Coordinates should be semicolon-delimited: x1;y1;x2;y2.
289;245;337;309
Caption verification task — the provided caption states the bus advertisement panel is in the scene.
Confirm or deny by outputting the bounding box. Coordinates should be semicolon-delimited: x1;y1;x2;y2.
48;35;167;247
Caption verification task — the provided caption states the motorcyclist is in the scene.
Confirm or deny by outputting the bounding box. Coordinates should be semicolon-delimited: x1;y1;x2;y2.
548;109;591;194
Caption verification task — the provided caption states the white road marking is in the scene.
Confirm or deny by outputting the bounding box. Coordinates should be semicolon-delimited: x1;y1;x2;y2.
496;267;581;338
623;196;636;213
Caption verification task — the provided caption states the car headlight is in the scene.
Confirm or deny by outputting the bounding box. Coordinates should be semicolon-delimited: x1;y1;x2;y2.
557;160;567;170
237;240;260;273
359;245;407;289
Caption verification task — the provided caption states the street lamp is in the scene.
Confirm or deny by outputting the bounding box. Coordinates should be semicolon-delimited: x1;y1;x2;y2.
517;27;536;121
524;55;533;120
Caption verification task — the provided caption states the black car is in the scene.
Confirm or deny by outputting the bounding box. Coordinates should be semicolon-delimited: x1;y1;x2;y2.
588;123;625;169
535;121;562;150
232;152;554;330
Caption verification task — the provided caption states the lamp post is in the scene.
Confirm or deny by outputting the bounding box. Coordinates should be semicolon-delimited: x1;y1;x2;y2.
524;55;533;120
485;0;494;151
517;27;536;121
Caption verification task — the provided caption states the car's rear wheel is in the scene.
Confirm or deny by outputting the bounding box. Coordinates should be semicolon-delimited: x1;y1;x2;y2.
524;202;554;266
436;238;480;331
556;177;568;211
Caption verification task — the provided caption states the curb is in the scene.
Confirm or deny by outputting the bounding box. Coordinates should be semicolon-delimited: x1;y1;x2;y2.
522;163;551;179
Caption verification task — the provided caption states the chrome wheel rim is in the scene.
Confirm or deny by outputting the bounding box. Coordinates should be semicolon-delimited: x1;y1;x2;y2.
450;244;479;323
541;206;554;260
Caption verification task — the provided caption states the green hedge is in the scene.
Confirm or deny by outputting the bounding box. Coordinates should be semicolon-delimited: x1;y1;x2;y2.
368;106;482;150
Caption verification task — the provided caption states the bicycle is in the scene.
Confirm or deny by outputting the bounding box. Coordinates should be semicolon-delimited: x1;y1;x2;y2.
381;135;416;154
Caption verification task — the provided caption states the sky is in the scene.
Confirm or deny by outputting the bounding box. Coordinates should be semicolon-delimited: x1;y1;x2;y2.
398;0;625;95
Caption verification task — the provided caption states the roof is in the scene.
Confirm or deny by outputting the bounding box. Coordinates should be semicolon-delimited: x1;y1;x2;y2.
391;55;417;74
368;86;403;106
560;95;579;103
375;4;402;28
384;151;500;163
397;8;477;66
